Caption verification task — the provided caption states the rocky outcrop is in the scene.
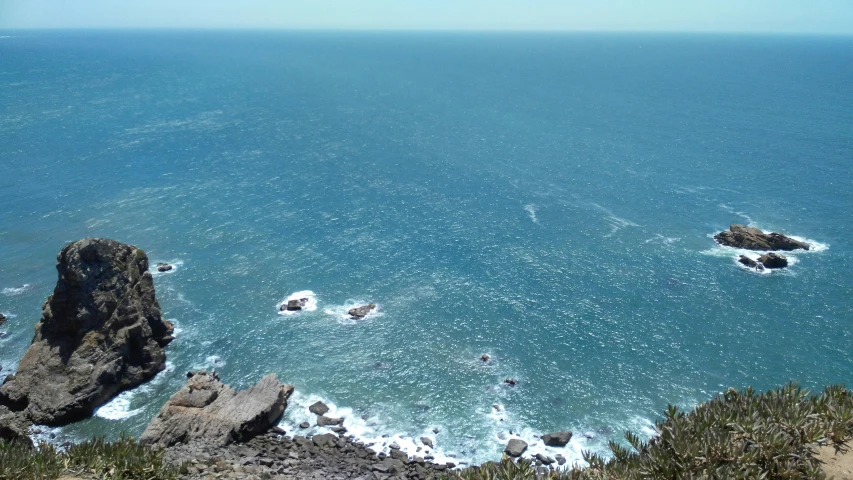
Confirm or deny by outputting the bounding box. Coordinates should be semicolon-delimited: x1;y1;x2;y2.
309;401;329;416
0;405;32;447
542;431;573;447
714;224;809;251
0;238;174;426
283;298;308;311
141;371;293;448
348;303;376;319
156;263;173;272
759;253;788;269
504;438;528;457
738;255;765;271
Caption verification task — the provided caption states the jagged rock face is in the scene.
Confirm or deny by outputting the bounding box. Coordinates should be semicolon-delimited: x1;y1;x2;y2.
141;372;293;448
0;238;174;426
714;224;810;251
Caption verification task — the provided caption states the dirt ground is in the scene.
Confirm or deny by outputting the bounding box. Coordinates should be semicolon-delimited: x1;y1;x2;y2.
818;444;853;479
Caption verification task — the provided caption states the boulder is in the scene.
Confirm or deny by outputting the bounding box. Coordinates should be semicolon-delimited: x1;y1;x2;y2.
555;454;567;465
299;422;310;429
0;239;174;426
738;255;765;271
140;372;293;447
0;314;6;327
504;378;517;386
542;431;573;447
156;263;173;272
308;401;330;416
504;438;528;457
317;415;344;426
480;354;490;362
421;436;434;448
714;224;809;251
285;298;308;311
312;433;337;448
348;303;376;319
759;252;789;269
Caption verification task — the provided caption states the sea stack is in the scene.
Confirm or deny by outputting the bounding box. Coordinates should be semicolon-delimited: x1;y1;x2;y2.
0;238;174;426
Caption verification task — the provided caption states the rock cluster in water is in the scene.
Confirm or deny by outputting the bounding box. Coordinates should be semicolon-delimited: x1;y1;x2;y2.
715;224;809;251
348;303;376;319
141;371;293;448
0;238;174;426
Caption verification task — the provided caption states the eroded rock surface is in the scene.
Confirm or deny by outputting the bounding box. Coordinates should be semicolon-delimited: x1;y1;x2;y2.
0;238;174;426
714;224;809;251
542;431;573;447
141;371;293;448
348;303;376;319
759;252;789;269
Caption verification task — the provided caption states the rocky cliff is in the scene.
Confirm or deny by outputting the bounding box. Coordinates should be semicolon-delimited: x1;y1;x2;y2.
0;238;174;425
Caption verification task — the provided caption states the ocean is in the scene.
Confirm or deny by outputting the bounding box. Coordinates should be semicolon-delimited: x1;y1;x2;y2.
0;31;851;466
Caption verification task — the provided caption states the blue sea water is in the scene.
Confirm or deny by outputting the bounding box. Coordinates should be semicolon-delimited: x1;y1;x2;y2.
1;31;852;465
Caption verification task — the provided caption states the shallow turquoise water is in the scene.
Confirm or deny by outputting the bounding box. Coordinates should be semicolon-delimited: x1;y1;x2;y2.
1;31;851;465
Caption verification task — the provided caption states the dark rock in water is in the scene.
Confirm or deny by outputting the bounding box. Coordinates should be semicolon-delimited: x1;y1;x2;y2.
156;263;173;272
542;431;573;447
348;302;376;319
480;354;490;362
313;433;337;448
317;415;344;426
714;224;809;251
535;453;555;465
433;428;440;434
140;371;293;447
759;252;789;269
555;454;567;465
738;255;765;271
504;378;517;386
421;436;434;448
186;371;195;379
299;422;310;429
285;298;309;311
309;401;330;416
0;314;6;327
0;238;175;426
504;438;528;457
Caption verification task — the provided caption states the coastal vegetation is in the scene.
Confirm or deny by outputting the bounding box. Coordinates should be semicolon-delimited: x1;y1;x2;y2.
0;434;181;480
448;383;851;479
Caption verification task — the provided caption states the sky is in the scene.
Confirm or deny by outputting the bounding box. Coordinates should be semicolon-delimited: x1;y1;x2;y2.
1;0;852;34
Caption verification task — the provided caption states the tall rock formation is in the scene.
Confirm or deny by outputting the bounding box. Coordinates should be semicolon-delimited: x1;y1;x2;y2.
0;238;174;425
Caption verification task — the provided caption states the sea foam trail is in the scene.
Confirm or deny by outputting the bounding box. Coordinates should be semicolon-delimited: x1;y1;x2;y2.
1;284;31;296
524;204;539;224
93;362;175;421
278;290;318;316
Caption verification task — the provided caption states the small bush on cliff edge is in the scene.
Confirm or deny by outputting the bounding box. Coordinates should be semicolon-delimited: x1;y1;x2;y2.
448;383;853;480
0;434;181;480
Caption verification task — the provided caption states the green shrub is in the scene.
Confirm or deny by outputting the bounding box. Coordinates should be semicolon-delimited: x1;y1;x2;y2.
447;383;853;480
0;434;181;480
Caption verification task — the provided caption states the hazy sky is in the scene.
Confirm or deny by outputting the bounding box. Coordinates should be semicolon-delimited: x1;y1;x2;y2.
1;0;852;34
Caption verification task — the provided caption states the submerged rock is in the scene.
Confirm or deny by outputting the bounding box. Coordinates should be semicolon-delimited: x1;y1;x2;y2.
759;252;789;269
0;238;174;426
504;438;528;457
0;314;6;327
542;431;573;447
421;436;434;448
738;255;765;271
141;371;293;447
156;262;173;272
714;224;809;251
480;354;490;362
504;378;517;386
348;303;376;319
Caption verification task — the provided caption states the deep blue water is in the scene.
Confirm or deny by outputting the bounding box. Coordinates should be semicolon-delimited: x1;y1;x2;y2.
1;31;851;464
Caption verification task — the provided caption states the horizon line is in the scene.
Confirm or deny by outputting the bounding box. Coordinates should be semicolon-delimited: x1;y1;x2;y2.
1;27;852;37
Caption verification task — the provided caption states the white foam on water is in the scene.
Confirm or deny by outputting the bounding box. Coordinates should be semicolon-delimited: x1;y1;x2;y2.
28;425;68;448
2;284;30;296
589;203;639;238
192;355;226;370
323;299;382;325
644;234;680;245
524;204;539;224
278;391;457;465
94;362;175;421
277;290;318;316
149;259;184;277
